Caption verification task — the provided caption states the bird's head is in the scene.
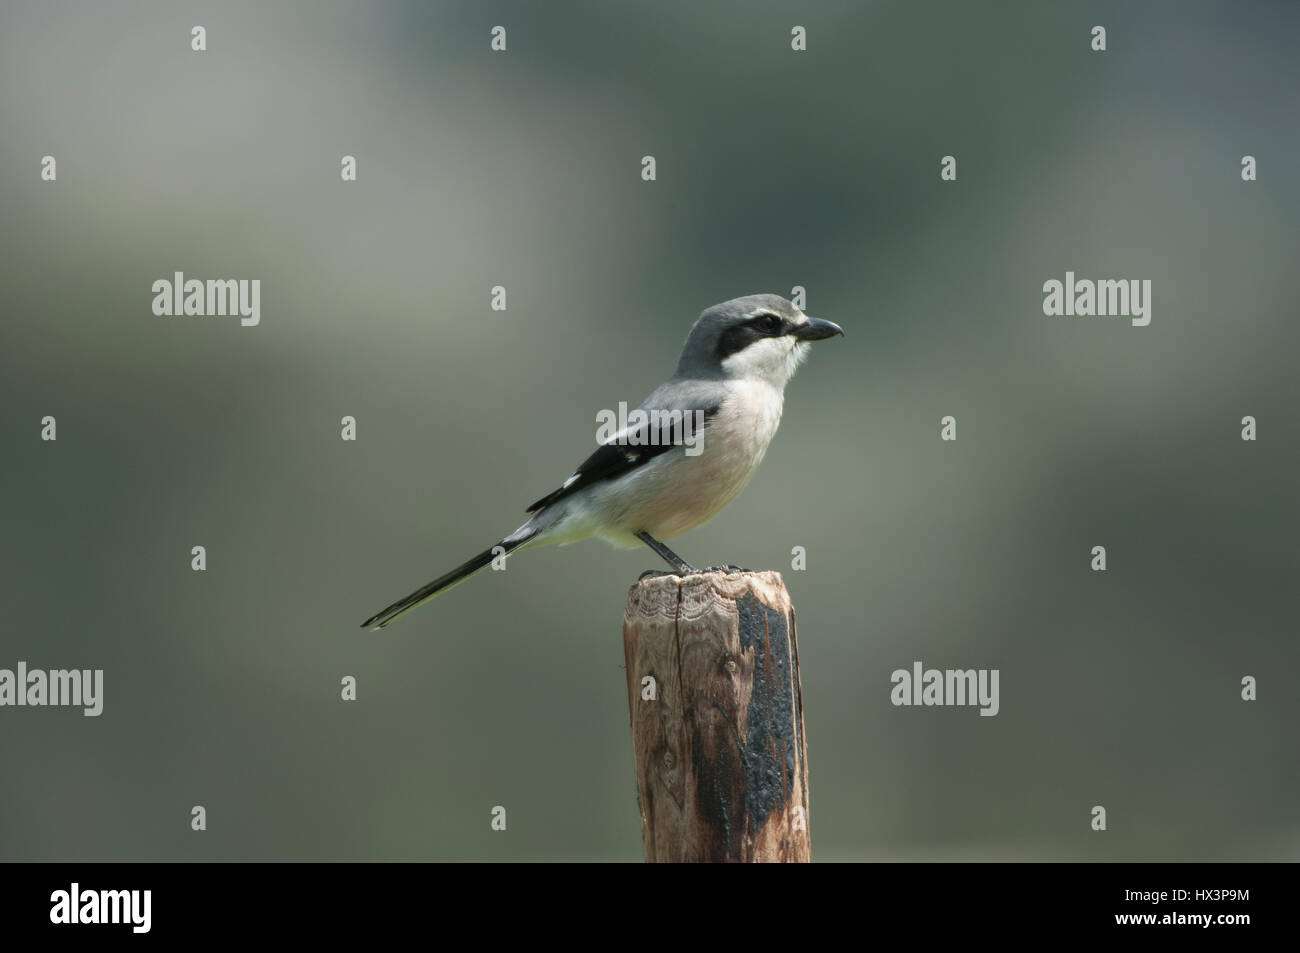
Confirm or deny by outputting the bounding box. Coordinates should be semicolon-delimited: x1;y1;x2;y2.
675;293;844;387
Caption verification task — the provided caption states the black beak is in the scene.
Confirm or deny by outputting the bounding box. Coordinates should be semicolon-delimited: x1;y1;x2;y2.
791;316;845;341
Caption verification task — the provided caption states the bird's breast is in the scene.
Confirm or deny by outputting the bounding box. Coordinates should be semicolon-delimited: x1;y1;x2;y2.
601;381;786;542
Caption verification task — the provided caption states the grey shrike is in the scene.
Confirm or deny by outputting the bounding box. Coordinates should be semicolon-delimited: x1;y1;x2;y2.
361;293;843;629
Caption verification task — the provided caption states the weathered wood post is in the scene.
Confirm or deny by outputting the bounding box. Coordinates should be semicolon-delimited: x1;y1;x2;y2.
622;570;811;862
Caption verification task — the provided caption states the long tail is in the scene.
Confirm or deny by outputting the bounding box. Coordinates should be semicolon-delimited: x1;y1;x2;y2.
361;530;534;630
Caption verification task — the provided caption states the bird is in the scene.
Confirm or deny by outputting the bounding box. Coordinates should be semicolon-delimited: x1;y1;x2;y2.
361;293;843;630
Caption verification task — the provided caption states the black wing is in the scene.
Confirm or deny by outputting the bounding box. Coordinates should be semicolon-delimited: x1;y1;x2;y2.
526;406;718;513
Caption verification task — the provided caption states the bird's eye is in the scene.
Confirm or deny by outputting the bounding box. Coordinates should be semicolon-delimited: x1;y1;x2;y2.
752;313;782;334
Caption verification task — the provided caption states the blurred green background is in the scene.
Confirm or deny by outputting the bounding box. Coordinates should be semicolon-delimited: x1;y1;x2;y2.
2;0;1297;861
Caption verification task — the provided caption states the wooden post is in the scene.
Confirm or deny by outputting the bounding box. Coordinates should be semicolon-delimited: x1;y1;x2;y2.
622;570;811;862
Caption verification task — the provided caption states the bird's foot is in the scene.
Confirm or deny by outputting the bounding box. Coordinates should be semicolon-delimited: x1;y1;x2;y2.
640;564;749;580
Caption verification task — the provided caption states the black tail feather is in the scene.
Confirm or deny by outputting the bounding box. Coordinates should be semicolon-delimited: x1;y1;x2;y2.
361;534;529;630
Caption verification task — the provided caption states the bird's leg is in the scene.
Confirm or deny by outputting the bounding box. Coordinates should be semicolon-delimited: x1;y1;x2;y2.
635;531;697;575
